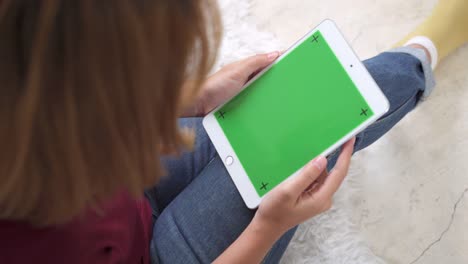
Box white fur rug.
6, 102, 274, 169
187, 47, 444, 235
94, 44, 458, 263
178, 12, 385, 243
217, 0, 385, 263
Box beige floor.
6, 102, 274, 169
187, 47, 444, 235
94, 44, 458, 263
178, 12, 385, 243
250, 0, 468, 263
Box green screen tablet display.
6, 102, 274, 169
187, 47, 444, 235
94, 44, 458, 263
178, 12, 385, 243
216, 30, 374, 197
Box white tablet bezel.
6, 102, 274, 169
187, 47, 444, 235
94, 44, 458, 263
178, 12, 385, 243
203, 19, 390, 209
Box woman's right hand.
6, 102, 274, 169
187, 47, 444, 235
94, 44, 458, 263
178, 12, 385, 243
254, 137, 355, 234
214, 139, 355, 264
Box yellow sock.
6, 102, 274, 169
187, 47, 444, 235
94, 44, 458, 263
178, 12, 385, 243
395, 0, 468, 61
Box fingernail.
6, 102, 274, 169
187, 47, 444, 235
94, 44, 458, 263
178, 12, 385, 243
312, 156, 326, 171
267, 51, 279, 60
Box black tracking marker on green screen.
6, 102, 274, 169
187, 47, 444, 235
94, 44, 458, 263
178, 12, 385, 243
216, 31, 374, 197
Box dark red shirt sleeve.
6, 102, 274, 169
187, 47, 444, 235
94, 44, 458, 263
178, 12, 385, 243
0, 192, 153, 264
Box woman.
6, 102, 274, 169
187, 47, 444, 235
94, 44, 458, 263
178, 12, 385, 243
0, 0, 466, 263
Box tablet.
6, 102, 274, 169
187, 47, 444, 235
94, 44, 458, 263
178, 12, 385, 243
203, 20, 389, 209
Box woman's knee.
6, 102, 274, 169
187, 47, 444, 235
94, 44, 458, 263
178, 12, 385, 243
363, 52, 425, 113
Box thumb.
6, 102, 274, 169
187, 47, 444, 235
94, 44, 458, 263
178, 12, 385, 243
242, 51, 280, 75
284, 156, 328, 193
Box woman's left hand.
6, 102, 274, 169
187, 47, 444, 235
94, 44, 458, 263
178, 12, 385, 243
192, 51, 280, 116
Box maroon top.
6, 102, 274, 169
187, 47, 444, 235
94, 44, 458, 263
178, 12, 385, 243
0, 192, 153, 264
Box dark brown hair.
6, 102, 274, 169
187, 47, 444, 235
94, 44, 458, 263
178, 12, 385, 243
0, 0, 221, 225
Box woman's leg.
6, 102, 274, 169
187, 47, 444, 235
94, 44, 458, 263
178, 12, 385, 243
395, 0, 468, 61
145, 118, 218, 219
149, 49, 433, 264
327, 48, 434, 169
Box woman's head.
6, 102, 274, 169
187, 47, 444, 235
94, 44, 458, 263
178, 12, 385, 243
0, 0, 221, 225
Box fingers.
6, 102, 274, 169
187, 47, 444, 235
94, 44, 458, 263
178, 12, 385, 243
242, 51, 280, 75
316, 137, 355, 198
285, 156, 327, 193
305, 169, 328, 193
